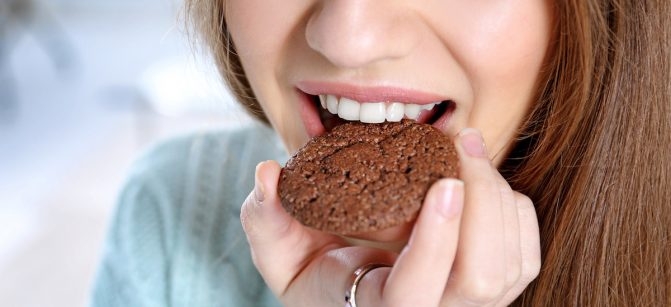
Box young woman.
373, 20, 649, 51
92, 0, 670, 306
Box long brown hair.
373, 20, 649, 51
506, 0, 671, 305
185, 0, 670, 305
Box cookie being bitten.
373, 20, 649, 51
278, 119, 459, 235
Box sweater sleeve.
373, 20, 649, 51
90, 135, 193, 307
90, 125, 287, 307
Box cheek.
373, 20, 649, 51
227, 1, 296, 60
227, 1, 311, 150
452, 1, 552, 89
466, 5, 550, 129
435, 0, 551, 153
226, 0, 312, 94
227, 1, 288, 111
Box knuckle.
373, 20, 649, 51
505, 258, 522, 288
458, 274, 506, 304
514, 193, 534, 208
471, 178, 501, 198
514, 192, 542, 283
516, 250, 541, 290
248, 247, 264, 271
522, 256, 542, 284
239, 195, 257, 235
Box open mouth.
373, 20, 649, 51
302, 92, 456, 134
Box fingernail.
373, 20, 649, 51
254, 162, 266, 205
459, 128, 487, 158
433, 179, 464, 219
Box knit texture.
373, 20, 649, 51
90, 122, 288, 307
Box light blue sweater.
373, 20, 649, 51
91, 123, 288, 306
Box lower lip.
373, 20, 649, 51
430, 102, 456, 132
297, 90, 455, 138
297, 90, 326, 137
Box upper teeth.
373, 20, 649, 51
318, 94, 438, 123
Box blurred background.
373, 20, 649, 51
0, 0, 251, 305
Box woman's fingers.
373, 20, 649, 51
513, 193, 541, 286
285, 246, 397, 306
282, 178, 465, 307
240, 160, 343, 296
378, 178, 465, 306
492, 170, 522, 294
442, 128, 508, 305
495, 192, 541, 306
244, 134, 540, 307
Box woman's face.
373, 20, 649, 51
226, 1, 553, 164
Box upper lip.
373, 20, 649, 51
297, 81, 449, 104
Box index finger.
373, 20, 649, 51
375, 178, 465, 306
443, 128, 507, 303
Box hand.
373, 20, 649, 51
240, 128, 541, 306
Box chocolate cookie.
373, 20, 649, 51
278, 119, 459, 234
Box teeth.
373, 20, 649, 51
360, 102, 386, 123
326, 95, 339, 114
319, 95, 326, 109
404, 104, 421, 119
386, 102, 404, 122
318, 94, 439, 123
338, 97, 360, 120
422, 103, 435, 111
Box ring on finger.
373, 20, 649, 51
345, 263, 392, 307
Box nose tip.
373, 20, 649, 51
305, 1, 419, 69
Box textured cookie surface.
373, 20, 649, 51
279, 120, 458, 234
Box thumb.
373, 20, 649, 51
241, 160, 293, 246
241, 160, 341, 296
241, 160, 296, 292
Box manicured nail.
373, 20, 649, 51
459, 128, 487, 158
254, 162, 266, 205
434, 179, 464, 219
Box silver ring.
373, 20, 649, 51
345, 263, 392, 307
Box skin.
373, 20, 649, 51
230, 0, 552, 305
